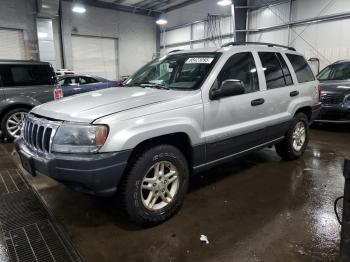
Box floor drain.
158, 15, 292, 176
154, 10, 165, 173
0, 169, 82, 262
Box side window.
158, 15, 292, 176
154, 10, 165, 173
259, 52, 287, 89
0, 65, 55, 87
11, 67, 35, 85
217, 52, 259, 94
286, 54, 315, 83
79, 76, 98, 84
64, 77, 78, 86
276, 53, 293, 86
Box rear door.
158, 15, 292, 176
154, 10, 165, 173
285, 53, 318, 106
203, 52, 269, 162
0, 64, 56, 104
257, 52, 295, 140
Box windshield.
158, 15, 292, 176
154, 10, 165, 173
124, 52, 220, 90
317, 62, 350, 81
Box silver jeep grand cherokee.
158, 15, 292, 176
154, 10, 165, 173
16, 42, 321, 225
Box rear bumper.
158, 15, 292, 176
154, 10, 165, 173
314, 103, 350, 123
15, 138, 131, 196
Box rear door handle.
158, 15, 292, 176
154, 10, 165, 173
290, 91, 299, 97
251, 98, 265, 106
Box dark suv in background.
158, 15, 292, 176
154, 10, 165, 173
316, 60, 350, 123
0, 60, 57, 140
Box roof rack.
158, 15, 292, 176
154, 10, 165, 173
221, 42, 296, 51
168, 49, 183, 53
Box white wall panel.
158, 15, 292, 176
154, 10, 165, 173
193, 42, 205, 49
221, 16, 233, 35
248, 2, 291, 29
193, 22, 205, 40
291, 19, 350, 70
165, 26, 191, 45
248, 28, 289, 46
292, 0, 350, 22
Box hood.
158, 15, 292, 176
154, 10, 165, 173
319, 80, 350, 95
32, 87, 187, 122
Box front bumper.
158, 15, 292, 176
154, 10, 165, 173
15, 138, 131, 196
315, 104, 350, 123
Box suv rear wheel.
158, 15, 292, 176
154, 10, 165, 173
275, 113, 309, 160
119, 145, 189, 226
1, 108, 29, 141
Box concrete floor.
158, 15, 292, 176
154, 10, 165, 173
1, 124, 350, 262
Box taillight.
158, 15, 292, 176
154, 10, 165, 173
317, 84, 322, 102
54, 88, 63, 100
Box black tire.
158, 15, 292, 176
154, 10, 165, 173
1, 108, 29, 141
119, 144, 189, 226
275, 113, 309, 161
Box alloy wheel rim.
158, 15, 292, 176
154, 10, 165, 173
292, 121, 306, 152
141, 161, 179, 211
6, 112, 26, 138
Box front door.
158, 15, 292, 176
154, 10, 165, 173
203, 52, 268, 162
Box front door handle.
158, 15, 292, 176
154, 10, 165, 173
290, 90, 299, 97
251, 98, 265, 106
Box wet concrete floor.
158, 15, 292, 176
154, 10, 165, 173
1, 124, 350, 262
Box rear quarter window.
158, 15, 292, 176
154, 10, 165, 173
286, 54, 315, 83
0, 64, 56, 87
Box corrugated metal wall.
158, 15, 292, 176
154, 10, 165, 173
160, 16, 235, 55
247, 0, 350, 71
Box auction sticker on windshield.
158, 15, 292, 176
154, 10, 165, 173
186, 57, 214, 64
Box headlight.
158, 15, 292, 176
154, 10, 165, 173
52, 124, 108, 153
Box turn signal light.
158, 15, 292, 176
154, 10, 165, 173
54, 88, 63, 100
96, 126, 108, 146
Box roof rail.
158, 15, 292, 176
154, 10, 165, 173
221, 42, 296, 51
168, 49, 183, 53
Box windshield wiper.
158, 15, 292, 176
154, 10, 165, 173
138, 82, 170, 90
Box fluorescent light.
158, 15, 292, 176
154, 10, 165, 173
38, 32, 48, 39
42, 4, 49, 8
156, 18, 167, 25
217, 0, 232, 6
72, 5, 86, 13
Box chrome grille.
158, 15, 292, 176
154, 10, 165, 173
320, 93, 345, 105
22, 114, 61, 154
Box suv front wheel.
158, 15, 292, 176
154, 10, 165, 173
275, 113, 309, 160
119, 145, 189, 226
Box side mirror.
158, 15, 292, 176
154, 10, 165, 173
210, 79, 245, 100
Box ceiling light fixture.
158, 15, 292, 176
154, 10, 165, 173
217, 0, 232, 6
156, 13, 168, 25
72, 5, 86, 13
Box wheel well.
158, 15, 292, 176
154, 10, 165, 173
127, 133, 193, 167
0, 104, 33, 123
295, 106, 312, 121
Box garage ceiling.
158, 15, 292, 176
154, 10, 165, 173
95, 0, 201, 14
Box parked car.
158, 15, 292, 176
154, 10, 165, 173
16, 43, 321, 226
55, 69, 75, 76
0, 60, 59, 140
315, 60, 350, 123
58, 74, 117, 97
